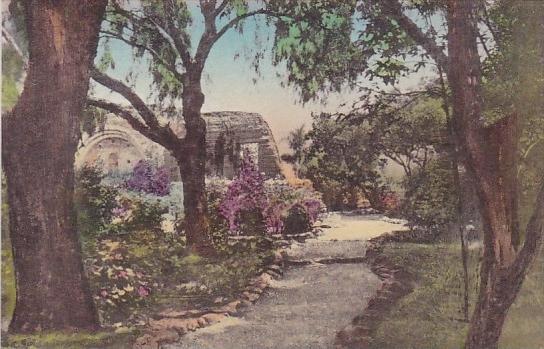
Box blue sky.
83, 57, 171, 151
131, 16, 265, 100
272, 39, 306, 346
92, 1, 438, 153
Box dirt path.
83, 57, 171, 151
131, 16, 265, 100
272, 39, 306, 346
165, 213, 407, 349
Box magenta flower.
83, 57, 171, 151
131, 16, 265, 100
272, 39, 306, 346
138, 285, 150, 297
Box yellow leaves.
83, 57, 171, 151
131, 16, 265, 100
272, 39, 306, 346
102, 240, 121, 251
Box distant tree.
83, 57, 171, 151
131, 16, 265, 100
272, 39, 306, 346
302, 113, 388, 211
283, 125, 307, 177
2, 0, 106, 332
380, 97, 447, 179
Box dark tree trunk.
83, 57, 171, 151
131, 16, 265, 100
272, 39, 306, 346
1, 0, 107, 332
446, 1, 544, 348
178, 70, 214, 255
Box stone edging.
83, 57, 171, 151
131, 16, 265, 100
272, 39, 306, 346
335, 231, 417, 349
132, 248, 284, 349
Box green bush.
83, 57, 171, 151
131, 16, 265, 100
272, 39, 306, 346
110, 194, 167, 234
400, 158, 456, 236
126, 198, 167, 232
75, 165, 118, 236
282, 204, 311, 235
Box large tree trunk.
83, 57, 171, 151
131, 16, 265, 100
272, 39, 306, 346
178, 70, 214, 255
446, 1, 544, 348
1, 0, 106, 332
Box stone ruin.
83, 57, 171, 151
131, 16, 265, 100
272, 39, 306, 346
75, 111, 282, 179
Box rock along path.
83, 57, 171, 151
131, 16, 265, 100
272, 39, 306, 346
165, 213, 408, 349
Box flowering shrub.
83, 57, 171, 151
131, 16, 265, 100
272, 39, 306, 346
110, 194, 167, 232
124, 160, 171, 196
87, 239, 151, 324
219, 152, 267, 234
264, 180, 325, 235
216, 152, 325, 235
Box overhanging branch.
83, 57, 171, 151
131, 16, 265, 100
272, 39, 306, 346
90, 67, 180, 147
87, 98, 168, 147
381, 0, 449, 69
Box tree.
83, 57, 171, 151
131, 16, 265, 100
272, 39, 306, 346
87, 0, 309, 254
302, 113, 388, 211
1, 0, 107, 332
274, 1, 544, 347
447, 2, 543, 347
283, 125, 307, 177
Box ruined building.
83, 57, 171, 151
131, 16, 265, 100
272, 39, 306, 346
75, 111, 282, 179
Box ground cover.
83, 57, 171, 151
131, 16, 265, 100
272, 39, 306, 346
368, 242, 544, 349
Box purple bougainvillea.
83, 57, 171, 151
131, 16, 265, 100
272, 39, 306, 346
124, 160, 171, 196
219, 151, 267, 232
217, 151, 325, 235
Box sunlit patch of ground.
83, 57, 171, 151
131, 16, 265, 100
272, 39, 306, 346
317, 213, 408, 241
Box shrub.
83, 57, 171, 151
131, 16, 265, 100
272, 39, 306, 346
75, 164, 119, 236
111, 194, 167, 233
86, 239, 151, 324
124, 160, 171, 196
283, 204, 312, 235
400, 158, 456, 235
219, 151, 267, 234
215, 157, 325, 236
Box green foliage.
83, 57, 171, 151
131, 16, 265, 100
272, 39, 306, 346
270, 0, 364, 102
301, 113, 388, 211
87, 239, 152, 324
80, 106, 108, 136
284, 125, 307, 175
75, 165, 119, 236
2, 330, 136, 349
400, 157, 456, 234
378, 96, 447, 176
102, 0, 191, 109
123, 197, 167, 232
271, 0, 443, 101
1, 45, 23, 110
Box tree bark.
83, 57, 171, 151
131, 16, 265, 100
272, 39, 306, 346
446, 1, 544, 348
177, 69, 214, 255
1, 0, 106, 332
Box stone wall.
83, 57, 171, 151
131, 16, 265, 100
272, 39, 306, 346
75, 111, 282, 179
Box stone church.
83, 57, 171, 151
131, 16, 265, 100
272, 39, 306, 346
75, 111, 282, 179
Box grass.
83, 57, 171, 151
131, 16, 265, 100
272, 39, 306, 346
2, 329, 137, 349
369, 242, 544, 349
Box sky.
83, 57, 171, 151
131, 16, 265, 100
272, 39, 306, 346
92, 1, 438, 154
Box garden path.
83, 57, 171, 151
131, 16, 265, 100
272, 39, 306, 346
165, 213, 408, 349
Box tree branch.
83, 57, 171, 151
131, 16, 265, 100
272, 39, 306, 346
381, 0, 449, 69
195, 7, 272, 67
87, 98, 169, 148
100, 31, 184, 81
163, 0, 192, 66
213, 0, 230, 18
90, 67, 180, 147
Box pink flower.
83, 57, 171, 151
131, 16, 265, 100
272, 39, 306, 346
100, 289, 108, 297
118, 270, 128, 279
138, 285, 150, 297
